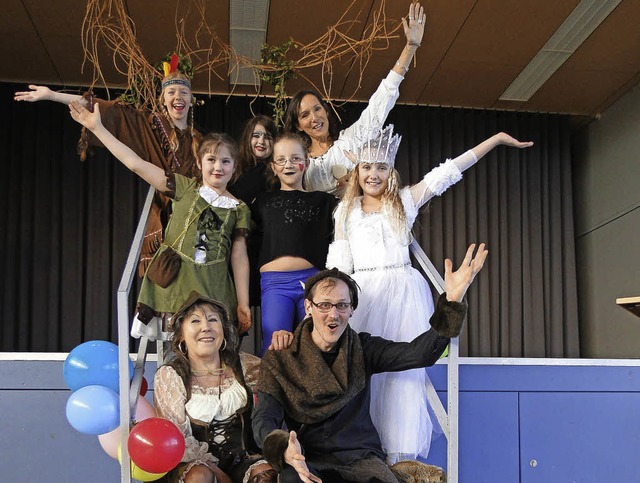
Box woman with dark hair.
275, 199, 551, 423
154, 291, 275, 483
229, 115, 278, 204
229, 115, 279, 311
283, 1, 426, 195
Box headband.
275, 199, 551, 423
161, 78, 191, 91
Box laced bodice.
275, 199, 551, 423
154, 365, 248, 464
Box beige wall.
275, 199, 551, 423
574, 83, 640, 358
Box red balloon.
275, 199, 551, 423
140, 377, 148, 397
128, 418, 185, 473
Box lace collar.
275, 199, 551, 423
199, 185, 239, 208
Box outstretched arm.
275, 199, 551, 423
68, 100, 168, 192
314, 2, 428, 195
410, 132, 534, 207
465, 132, 534, 171
14, 85, 87, 107
392, 2, 426, 76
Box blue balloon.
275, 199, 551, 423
66, 385, 120, 435
63, 340, 134, 393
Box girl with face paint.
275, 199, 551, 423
250, 133, 338, 355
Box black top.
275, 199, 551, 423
228, 162, 272, 305
228, 162, 271, 205
251, 190, 338, 270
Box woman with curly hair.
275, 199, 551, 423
154, 292, 275, 483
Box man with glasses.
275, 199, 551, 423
252, 244, 488, 483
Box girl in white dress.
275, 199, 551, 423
327, 125, 533, 463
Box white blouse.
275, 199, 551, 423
153, 365, 247, 465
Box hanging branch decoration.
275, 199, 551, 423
81, 0, 233, 112
80, 0, 402, 117
258, 40, 296, 127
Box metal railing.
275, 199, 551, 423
410, 240, 460, 482
116, 186, 156, 483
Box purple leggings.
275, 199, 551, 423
259, 267, 319, 355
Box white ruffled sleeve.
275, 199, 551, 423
326, 240, 354, 274
410, 150, 476, 209
153, 365, 217, 465
399, 187, 419, 227
337, 70, 403, 148
325, 202, 354, 273
239, 351, 262, 391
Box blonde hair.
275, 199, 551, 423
159, 72, 200, 162
338, 166, 410, 244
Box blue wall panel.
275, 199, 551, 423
0, 390, 121, 482
4, 358, 640, 482
427, 391, 521, 483
0, 359, 158, 483
520, 392, 640, 483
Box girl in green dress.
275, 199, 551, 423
69, 100, 251, 336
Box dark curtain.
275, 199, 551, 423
383, 107, 579, 357
0, 82, 579, 357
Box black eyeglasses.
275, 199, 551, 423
273, 155, 305, 166
310, 300, 352, 313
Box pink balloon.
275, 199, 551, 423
98, 397, 157, 459
134, 396, 156, 422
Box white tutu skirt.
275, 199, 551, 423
351, 265, 436, 461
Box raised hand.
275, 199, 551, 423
342, 149, 358, 165
14, 85, 53, 102
402, 2, 427, 46
69, 100, 102, 132
284, 431, 322, 483
444, 243, 488, 302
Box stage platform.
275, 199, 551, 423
2, 355, 639, 482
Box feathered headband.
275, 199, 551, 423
161, 53, 191, 90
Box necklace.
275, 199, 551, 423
361, 200, 382, 214
309, 139, 333, 159
192, 363, 226, 377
